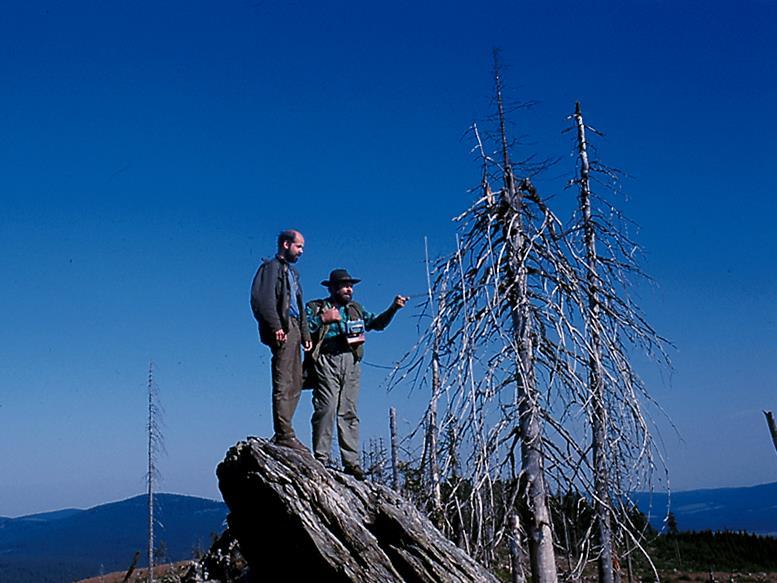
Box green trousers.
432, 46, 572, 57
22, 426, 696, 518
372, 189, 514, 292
311, 351, 361, 468
270, 317, 303, 440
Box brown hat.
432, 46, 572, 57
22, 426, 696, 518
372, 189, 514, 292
321, 268, 361, 287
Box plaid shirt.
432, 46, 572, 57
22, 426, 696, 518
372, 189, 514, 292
305, 300, 379, 341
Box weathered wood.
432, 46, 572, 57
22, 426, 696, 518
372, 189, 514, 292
764, 410, 777, 455
146, 363, 160, 583
574, 101, 615, 583
509, 514, 526, 583
494, 53, 558, 583
122, 551, 140, 583
424, 236, 443, 518
390, 407, 400, 491
216, 438, 499, 583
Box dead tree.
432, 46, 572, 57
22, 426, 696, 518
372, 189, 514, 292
423, 236, 444, 520
390, 67, 669, 583
390, 407, 400, 491
561, 102, 671, 580
364, 437, 388, 485
496, 71, 558, 581
572, 101, 615, 583
122, 551, 140, 583
146, 362, 164, 583
764, 410, 777, 456
390, 58, 561, 580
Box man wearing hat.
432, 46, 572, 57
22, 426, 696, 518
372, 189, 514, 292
305, 268, 407, 479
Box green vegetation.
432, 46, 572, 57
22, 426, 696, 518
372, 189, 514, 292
645, 531, 777, 572
373, 458, 777, 578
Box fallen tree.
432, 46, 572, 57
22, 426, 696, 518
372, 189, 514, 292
213, 438, 499, 583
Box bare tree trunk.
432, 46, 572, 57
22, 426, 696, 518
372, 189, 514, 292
392, 59, 668, 577
147, 363, 156, 583
623, 532, 634, 583
509, 514, 527, 583
574, 101, 614, 583
561, 513, 573, 574
426, 347, 443, 516
122, 551, 140, 583
495, 56, 558, 583
425, 237, 443, 518
390, 407, 400, 491
511, 260, 557, 581
764, 410, 777, 455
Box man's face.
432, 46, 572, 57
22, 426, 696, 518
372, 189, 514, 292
331, 282, 353, 305
281, 233, 305, 263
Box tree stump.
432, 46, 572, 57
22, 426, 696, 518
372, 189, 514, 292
216, 438, 498, 582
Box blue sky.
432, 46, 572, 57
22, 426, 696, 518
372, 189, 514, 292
1, 0, 775, 517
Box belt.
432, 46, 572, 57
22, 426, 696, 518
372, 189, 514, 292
319, 337, 351, 355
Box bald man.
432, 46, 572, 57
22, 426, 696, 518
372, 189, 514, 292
250, 229, 312, 451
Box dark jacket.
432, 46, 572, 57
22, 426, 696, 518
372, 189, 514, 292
250, 256, 311, 347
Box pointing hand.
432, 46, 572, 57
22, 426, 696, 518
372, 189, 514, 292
393, 295, 408, 309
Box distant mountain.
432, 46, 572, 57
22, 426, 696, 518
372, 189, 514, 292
0, 493, 227, 583
632, 481, 777, 536
1, 484, 775, 582
11, 508, 82, 523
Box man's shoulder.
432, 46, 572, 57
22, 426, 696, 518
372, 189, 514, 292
306, 297, 329, 309
257, 256, 284, 273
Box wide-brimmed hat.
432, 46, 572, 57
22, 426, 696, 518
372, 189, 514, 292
321, 268, 361, 287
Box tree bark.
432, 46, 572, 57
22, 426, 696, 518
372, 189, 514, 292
574, 101, 614, 583
764, 410, 777, 455
217, 438, 500, 582
146, 363, 156, 583
509, 514, 527, 583
495, 57, 558, 583
390, 407, 400, 491
425, 237, 443, 517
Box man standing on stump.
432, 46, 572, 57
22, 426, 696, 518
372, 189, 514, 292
306, 269, 406, 479
250, 230, 312, 452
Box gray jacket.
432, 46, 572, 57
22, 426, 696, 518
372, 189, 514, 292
250, 256, 311, 347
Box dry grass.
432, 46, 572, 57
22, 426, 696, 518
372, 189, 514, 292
76, 560, 193, 583
658, 572, 777, 583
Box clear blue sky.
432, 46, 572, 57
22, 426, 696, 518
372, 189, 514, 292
1, 0, 775, 517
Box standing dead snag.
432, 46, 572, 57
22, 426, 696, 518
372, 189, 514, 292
146, 362, 164, 583
496, 75, 557, 579
764, 410, 777, 456
389, 59, 561, 580
562, 102, 671, 580
390, 406, 400, 491
572, 101, 615, 583
423, 236, 444, 521
390, 68, 670, 583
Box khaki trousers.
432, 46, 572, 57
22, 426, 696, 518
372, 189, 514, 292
270, 318, 302, 439
311, 351, 361, 468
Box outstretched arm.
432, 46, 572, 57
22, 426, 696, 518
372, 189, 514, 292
366, 295, 407, 331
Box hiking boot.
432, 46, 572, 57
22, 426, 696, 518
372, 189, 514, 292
317, 458, 343, 472
343, 465, 366, 481
271, 434, 309, 454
